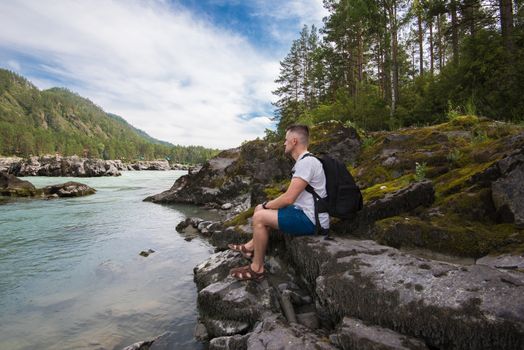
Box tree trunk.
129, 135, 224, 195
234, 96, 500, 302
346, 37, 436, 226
390, 1, 399, 117
437, 13, 443, 70
499, 0, 514, 52
356, 27, 363, 98
429, 17, 434, 74
418, 12, 424, 76
450, 0, 459, 64
412, 44, 416, 79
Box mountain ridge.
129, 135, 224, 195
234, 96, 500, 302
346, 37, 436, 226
0, 68, 218, 163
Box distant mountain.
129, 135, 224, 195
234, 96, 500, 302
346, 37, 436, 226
106, 113, 174, 147
0, 69, 218, 163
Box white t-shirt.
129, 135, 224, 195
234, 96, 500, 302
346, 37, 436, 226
292, 151, 329, 229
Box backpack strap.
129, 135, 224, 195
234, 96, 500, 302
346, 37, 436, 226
301, 153, 330, 237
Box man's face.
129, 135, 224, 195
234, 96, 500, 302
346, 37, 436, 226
284, 131, 297, 155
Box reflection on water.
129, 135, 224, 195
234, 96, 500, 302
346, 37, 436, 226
0, 171, 217, 350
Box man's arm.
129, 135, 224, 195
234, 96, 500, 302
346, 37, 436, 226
262, 177, 308, 210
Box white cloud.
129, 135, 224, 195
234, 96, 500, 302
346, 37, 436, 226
0, 0, 280, 149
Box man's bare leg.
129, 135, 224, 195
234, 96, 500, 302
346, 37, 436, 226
231, 205, 273, 251
250, 208, 279, 273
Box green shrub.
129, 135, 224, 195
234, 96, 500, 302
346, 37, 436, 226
447, 149, 463, 167
415, 162, 427, 181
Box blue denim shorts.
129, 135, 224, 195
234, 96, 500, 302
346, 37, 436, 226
278, 205, 316, 236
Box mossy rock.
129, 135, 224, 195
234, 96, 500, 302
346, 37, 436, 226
356, 164, 395, 188
0, 172, 38, 197
433, 161, 495, 197
449, 115, 480, 128
224, 207, 255, 227
264, 180, 290, 200
309, 120, 354, 145
0, 187, 38, 197
362, 174, 414, 202
375, 215, 523, 258
437, 188, 496, 222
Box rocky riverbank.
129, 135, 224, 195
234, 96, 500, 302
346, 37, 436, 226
183, 222, 524, 350
136, 117, 524, 349
0, 155, 195, 177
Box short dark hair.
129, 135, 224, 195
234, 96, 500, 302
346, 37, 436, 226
286, 124, 309, 145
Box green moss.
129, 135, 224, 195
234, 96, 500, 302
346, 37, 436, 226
433, 161, 495, 197
355, 164, 393, 188
450, 115, 480, 127
436, 188, 494, 222
375, 215, 523, 258
224, 207, 255, 227
361, 136, 377, 149
0, 187, 37, 197
362, 174, 414, 202
264, 179, 290, 200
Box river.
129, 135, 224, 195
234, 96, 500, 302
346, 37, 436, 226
0, 171, 218, 350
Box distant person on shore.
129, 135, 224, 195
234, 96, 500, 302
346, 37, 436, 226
228, 124, 329, 281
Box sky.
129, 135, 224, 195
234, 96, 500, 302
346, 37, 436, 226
0, 0, 328, 149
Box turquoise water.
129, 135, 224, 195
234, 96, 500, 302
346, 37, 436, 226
0, 171, 218, 350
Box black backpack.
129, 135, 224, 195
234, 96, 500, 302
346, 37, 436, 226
302, 153, 363, 234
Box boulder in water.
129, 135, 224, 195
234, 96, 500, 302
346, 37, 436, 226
42, 181, 96, 197
0, 172, 38, 197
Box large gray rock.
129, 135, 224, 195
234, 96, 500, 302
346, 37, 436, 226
210, 227, 252, 251
209, 334, 250, 350
477, 254, 524, 270
197, 278, 278, 327
492, 163, 524, 228
203, 318, 250, 338
193, 250, 245, 291
129, 160, 170, 171
331, 317, 429, 350
245, 315, 336, 350
309, 123, 361, 165
42, 181, 96, 197
144, 148, 249, 205
84, 158, 120, 176
286, 236, 524, 350
0, 172, 37, 197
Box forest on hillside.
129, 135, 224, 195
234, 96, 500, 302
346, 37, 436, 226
0, 69, 219, 164
272, 0, 524, 135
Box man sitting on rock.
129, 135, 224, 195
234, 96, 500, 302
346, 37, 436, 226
229, 124, 329, 281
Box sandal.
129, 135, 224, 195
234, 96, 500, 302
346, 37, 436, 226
228, 243, 254, 260
230, 264, 265, 281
